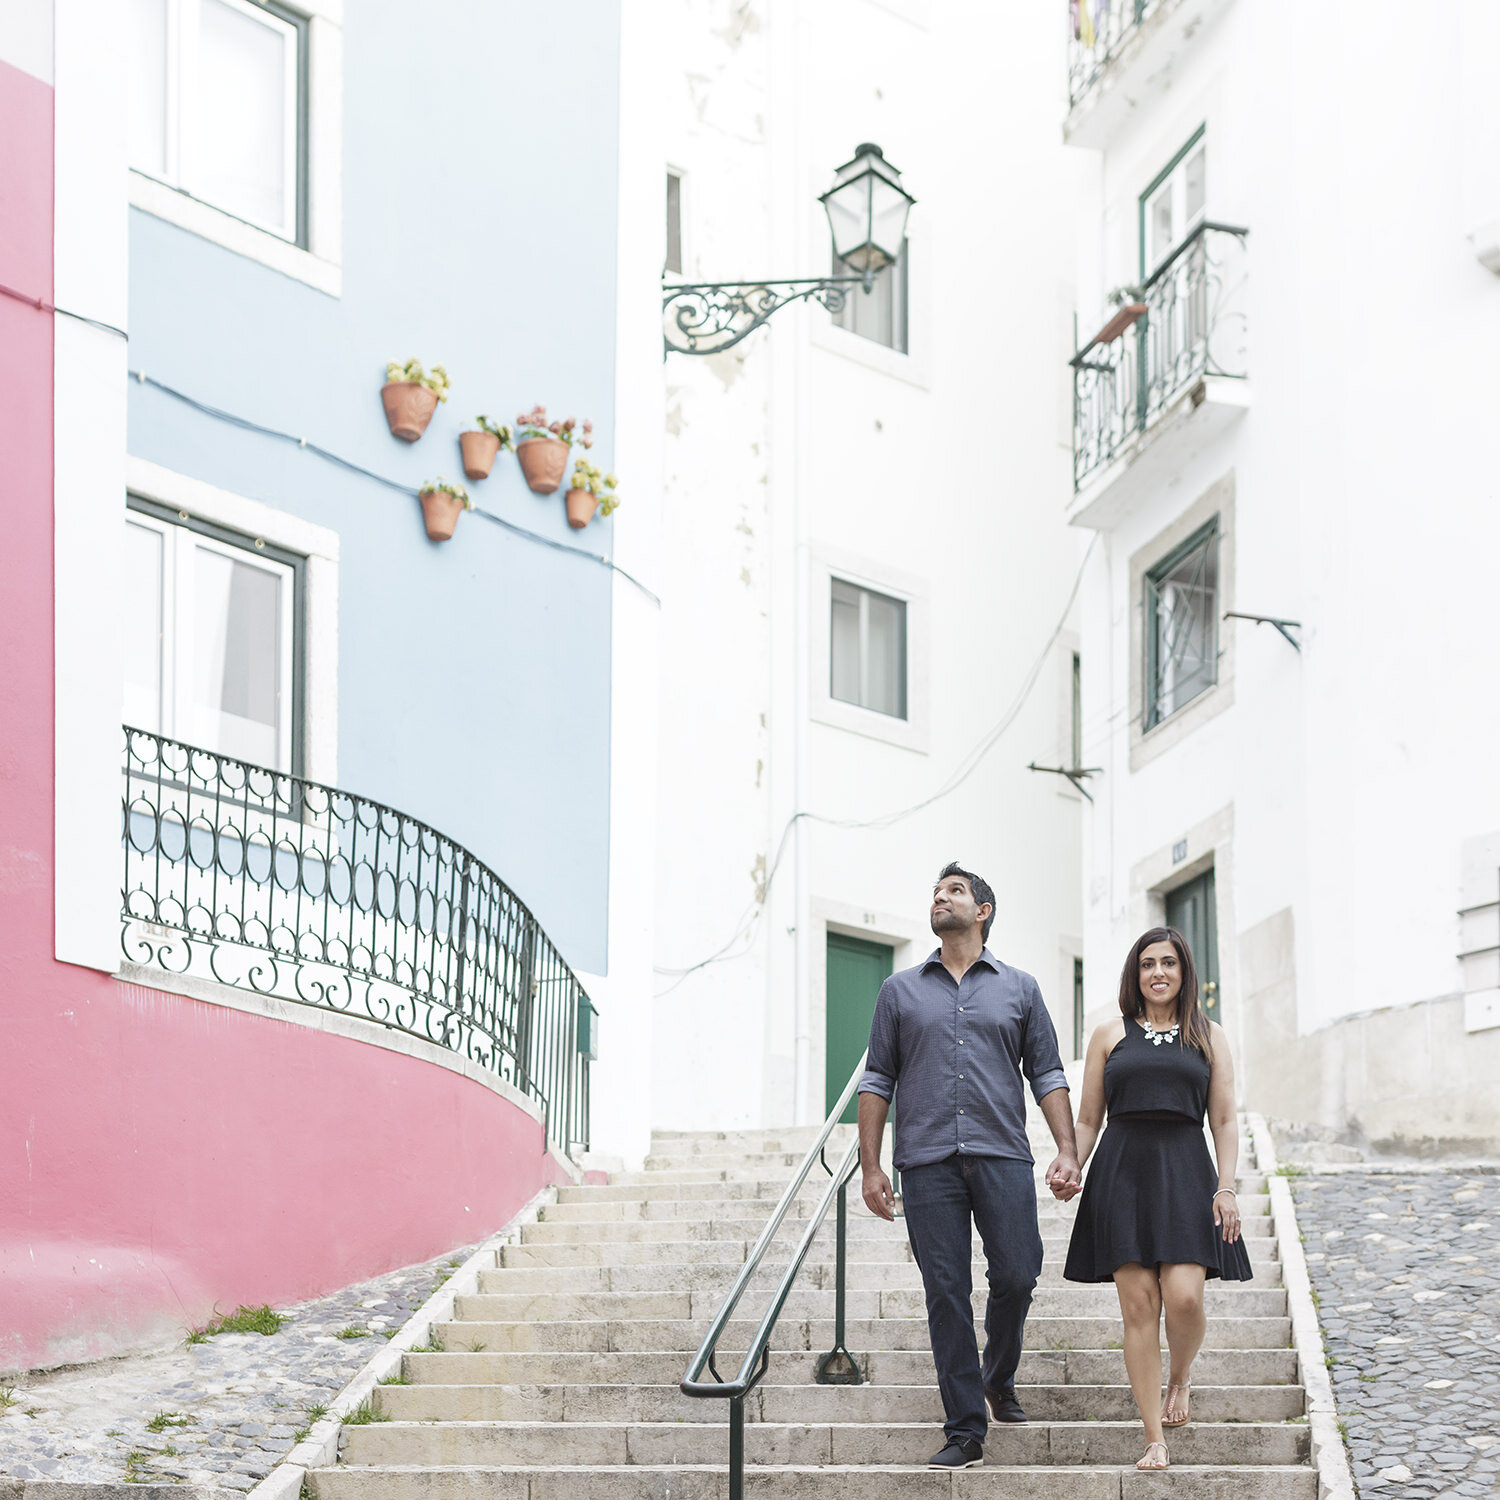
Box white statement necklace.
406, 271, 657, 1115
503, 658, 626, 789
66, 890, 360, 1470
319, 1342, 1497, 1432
1138, 1017, 1180, 1047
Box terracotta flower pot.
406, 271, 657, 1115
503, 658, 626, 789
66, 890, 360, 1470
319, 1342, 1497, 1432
382, 382, 440, 442
516, 436, 570, 494
460, 430, 501, 479
419, 489, 465, 542
565, 488, 598, 530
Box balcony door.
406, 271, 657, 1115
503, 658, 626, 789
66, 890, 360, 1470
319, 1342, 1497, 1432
1165, 868, 1220, 1024
125, 497, 300, 772
825, 932, 893, 1123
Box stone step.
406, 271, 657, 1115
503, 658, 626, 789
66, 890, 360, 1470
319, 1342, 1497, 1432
342, 1416, 1308, 1466
638, 1140, 1258, 1173
541, 1181, 1270, 1220
398, 1346, 1299, 1388
455, 1285, 1286, 1324
310, 1462, 1315, 1499
476, 1261, 1285, 1295
613, 1164, 1261, 1187
438, 1314, 1293, 1353
367, 1380, 1302, 1426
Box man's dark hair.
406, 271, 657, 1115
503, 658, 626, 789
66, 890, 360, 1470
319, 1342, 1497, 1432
936, 861, 996, 943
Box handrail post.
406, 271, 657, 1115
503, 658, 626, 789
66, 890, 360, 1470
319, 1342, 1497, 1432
728, 1394, 744, 1500
814, 1151, 864, 1386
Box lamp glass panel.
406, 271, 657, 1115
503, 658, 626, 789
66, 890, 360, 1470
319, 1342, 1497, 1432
195, 0, 292, 236
825, 174, 874, 267
1185, 146, 1207, 223
867, 175, 913, 268
129, 0, 168, 177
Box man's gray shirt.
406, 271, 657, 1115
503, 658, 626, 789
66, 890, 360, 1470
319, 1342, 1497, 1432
857, 948, 1068, 1171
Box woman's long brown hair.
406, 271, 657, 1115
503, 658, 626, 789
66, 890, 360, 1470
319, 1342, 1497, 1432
1116, 926, 1214, 1058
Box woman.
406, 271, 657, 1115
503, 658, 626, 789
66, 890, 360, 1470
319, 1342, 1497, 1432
1061, 927, 1251, 1472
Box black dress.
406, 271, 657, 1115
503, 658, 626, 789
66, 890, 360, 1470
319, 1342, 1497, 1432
1063, 1018, 1253, 1282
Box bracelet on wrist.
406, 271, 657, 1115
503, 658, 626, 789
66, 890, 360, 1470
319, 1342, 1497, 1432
1213, 1187, 1238, 1199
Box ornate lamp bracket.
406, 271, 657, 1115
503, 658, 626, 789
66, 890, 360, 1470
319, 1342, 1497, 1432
662, 273, 869, 357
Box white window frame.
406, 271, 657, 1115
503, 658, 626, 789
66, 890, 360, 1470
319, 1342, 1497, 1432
126, 503, 298, 773
124, 456, 340, 783
665, 164, 688, 279
1141, 128, 1207, 277
830, 576, 908, 721
829, 239, 909, 355
129, 0, 343, 296
809, 546, 929, 754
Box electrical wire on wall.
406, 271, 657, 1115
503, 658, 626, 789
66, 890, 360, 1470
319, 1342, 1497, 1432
0, 280, 659, 606
653, 532, 1101, 997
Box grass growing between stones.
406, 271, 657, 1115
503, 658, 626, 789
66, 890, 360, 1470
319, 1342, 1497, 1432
186, 1304, 287, 1342
342, 1399, 390, 1426
145, 1410, 192, 1433
409, 1331, 445, 1354
334, 1325, 371, 1340
377, 1371, 412, 1386
0, 1388, 16, 1412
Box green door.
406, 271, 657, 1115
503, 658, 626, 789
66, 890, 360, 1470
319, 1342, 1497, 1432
1165, 868, 1220, 1023
825, 932, 894, 1122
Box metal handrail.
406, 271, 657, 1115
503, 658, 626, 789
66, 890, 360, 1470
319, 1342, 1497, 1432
680, 1054, 873, 1498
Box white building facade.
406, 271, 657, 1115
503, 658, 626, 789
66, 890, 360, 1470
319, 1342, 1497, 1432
1065, 0, 1500, 1154
649, 0, 1090, 1132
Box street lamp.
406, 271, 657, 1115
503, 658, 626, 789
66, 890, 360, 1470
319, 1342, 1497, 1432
662, 143, 916, 357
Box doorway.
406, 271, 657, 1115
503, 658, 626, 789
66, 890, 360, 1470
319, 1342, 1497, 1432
1165, 868, 1220, 1023
825, 932, 894, 1122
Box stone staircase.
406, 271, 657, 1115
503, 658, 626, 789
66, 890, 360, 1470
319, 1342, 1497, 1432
309, 1111, 1314, 1497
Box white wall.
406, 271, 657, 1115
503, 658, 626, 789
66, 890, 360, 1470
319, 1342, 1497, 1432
1069, 0, 1500, 1147
653, 0, 1086, 1131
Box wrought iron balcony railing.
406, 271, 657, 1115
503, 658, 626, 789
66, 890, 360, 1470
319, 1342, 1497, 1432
121, 727, 595, 1153
1070, 221, 1248, 493
1068, 0, 1160, 109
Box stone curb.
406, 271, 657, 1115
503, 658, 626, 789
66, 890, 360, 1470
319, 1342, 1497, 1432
1271, 1160, 1500, 1176
242, 1185, 558, 1500
1247, 1112, 1357, 1500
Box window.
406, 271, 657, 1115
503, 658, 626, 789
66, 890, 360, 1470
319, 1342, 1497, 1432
1143, 518, 1219, 731
129, 0, 309, 245
1070, 651, 1083, 767
665, 169, 684, 275
1072, 956, 1085, 1061
831, 240, 909, 353
830, 578, 907, 719
1141, 129, 1206, 275
125, 497, 303, 772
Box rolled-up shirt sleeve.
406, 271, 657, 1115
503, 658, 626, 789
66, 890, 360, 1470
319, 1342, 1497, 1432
1022, 976, 1069, 1103
857, 978, 899, 1101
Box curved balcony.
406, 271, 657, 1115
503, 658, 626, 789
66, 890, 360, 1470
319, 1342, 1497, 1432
121, 727, 595, 1153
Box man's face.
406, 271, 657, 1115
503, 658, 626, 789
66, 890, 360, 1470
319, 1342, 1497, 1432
931, 875, 989, 939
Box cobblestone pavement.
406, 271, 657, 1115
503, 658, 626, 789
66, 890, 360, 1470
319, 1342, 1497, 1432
1293, 1171, 1500, 1498
0, 1242, 479, 1491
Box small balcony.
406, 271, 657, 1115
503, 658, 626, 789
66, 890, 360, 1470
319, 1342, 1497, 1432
1066, 0, 1231, 149
121, 727, 596, 1153
1069, 221, 1248, 526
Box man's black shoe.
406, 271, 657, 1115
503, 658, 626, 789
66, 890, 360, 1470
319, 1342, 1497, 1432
927, 1437, 984, 1470
985, 1386, 1029, 1423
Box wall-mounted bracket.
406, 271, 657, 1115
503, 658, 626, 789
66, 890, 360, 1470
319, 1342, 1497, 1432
1223, 610, 1302, 652
1027, 762, 1102, 803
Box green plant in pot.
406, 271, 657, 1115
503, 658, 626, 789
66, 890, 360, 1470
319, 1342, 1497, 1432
459, 415, 514, 480
564, 459, 619, 529
418, 476, 471, 542
515, 405, 592, 494
383, 359, 451, 442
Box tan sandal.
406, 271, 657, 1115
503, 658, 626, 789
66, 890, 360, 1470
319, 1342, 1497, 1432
1162, 1382, 1191, 1427
1136, 1441, 1170, 1470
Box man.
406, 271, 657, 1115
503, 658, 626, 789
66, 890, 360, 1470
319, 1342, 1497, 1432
858, 862, 1081, 1470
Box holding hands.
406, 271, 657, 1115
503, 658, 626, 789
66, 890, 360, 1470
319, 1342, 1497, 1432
1046, 1152, 1082, 1201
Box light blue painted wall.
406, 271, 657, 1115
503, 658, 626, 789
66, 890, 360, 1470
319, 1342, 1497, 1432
126, 0, 621, 972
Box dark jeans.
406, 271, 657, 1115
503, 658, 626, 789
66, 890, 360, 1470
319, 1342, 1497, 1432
901, 1153, 1043, 1445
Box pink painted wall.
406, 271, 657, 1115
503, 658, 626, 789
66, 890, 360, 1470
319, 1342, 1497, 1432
0, 57, 570, 1375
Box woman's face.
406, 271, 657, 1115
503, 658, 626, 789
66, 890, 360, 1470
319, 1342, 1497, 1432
1139, 940, 1183, 1006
